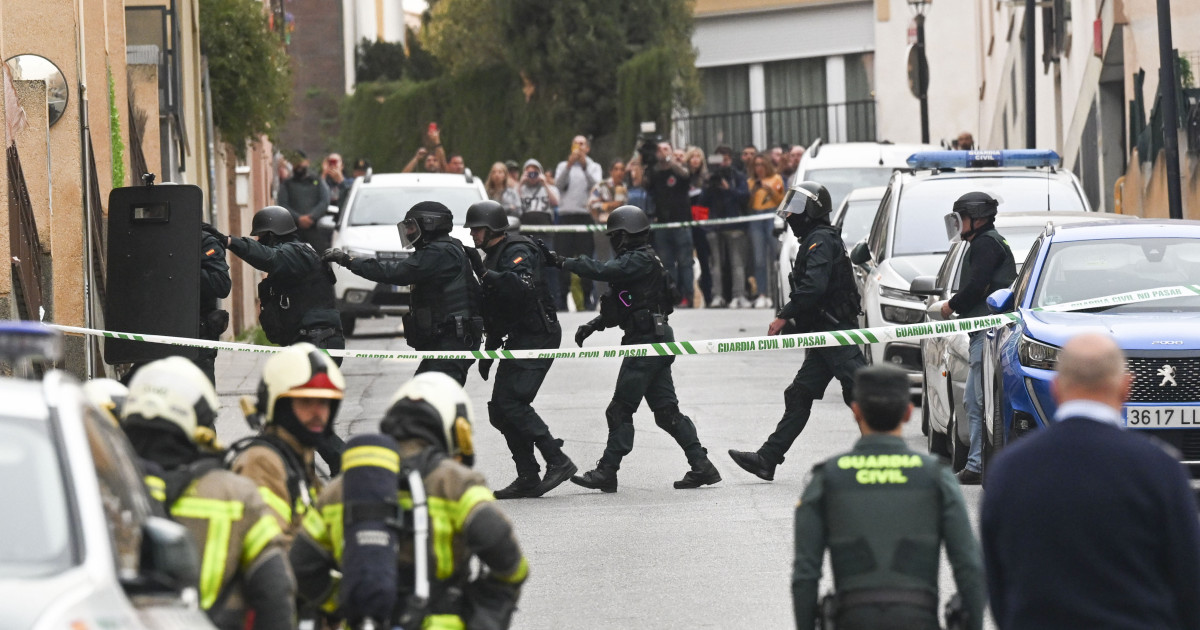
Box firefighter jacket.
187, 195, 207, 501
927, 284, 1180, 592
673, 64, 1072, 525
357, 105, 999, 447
229, 425, 323, 546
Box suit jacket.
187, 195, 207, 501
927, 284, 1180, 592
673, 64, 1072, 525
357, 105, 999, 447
981, 415, 1200, 630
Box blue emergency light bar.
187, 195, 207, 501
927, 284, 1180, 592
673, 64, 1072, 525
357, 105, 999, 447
0, 321, 62, 363
906, 149, 1061, 170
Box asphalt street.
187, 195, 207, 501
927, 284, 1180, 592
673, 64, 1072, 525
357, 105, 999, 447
214, 307, 991, 629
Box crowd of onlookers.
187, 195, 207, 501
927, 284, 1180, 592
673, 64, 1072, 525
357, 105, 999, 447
271, 124, 813, 312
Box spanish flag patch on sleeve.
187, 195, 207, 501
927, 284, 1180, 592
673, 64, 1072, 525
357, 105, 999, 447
206, 248, 217, 256
513, 257, 523, 264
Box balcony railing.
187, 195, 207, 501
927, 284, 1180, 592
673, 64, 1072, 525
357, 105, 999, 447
671, 100, 876, 153
7, 143, 45, 320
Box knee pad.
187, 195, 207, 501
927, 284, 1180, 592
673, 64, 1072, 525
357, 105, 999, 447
605, 400, 635, 431
652, 405, 682, 432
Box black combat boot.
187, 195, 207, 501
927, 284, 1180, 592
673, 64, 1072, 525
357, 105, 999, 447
493, 472, 542, 500
728, 449, 776, 481
534, 439, 578, 497
570, 461, 618, 493
674, 457, 722, 489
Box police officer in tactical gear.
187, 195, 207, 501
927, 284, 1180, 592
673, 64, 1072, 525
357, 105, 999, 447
938, 191, 1016, 485
793, 365, 984, 630
290, 372, 528, 629
464, 200, 577, 499
324, 201, 483, 385
121, 357, 295, 630
228, 343, 345, 545
729, 181, 867, 481
541, 205, 721, 492
197, 223, 231, 383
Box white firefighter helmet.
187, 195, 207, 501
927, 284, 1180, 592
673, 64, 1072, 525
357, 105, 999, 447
84, 378, 129, 427
257, 342, 346, 423
380, 372, 475, 465
122, 357, 220, 445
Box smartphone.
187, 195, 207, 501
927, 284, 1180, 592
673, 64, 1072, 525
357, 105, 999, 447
428, 122, 439, 134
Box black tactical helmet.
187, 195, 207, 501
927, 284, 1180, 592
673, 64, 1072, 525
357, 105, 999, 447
464, 200, 508, 231
399, 201, 454, 248
251, 205, 298, 236
605, 205, 651, 236
952, 191, 999, 219
777, 181, 832, 222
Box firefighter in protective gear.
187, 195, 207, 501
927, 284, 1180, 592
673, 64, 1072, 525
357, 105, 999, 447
290, 372, 528, 630
540, 205, 721, 492
228, 343, 345, 545
729, 181, 867, 482
120, 357, 295, 630
793, 365, 984, 630
324, 201, 483, 385
464, 200, 576, 499
938, 191, 1016, 485
83, 378, 129, 426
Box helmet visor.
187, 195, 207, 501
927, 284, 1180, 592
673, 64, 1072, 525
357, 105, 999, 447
944, 212, 964, 243
776, 187, 813, 220
398, 218, 422, 249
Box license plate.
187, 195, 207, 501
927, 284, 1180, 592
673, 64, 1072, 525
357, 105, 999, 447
1124, 406, 1200, 429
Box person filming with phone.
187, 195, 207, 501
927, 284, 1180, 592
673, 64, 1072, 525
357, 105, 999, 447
402, 122, 448, 173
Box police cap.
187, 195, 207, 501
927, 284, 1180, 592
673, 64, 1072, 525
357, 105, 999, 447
852, 365, 910, 407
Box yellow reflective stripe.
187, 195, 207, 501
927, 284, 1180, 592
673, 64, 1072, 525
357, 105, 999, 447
144, 475, 166, 503
301, 504, 330, 546
426, 498, 456, 579
171, 495, 244, 609
451, 485, 494, 529
494, 556, 528, 584
323, 503, 346, 563
423, 614, 465, 630
241, 514, 282, 570
342, 445, 400, 474
258, 486, 293, 524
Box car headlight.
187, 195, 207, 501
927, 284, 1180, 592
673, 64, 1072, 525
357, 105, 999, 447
1017, 335, 1059, 370
879, 285, 924, 303
881, 304, 925, 324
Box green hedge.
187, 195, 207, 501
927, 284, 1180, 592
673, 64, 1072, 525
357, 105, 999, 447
616, 46, 679, 152
338, 65, 577, 174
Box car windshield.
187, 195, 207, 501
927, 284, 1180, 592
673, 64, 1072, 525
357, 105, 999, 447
892, 176, 1085, 257
1032, 237, 1200, 311
804, 168, 896, 211
839, 198, 882, 248
348, 187, 482, 226
0, 415, 73, 578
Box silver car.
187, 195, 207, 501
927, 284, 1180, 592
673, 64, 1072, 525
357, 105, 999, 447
909, 212, 1124, 470
0, 326, 214, 630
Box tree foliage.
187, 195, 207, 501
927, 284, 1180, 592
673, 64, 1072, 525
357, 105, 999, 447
424, 0, 507, 74
356, 38, 407, 83
198, 0, 291, 154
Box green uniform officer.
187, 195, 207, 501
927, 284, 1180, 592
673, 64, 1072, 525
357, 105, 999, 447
324, 201, 483, 385
540, 205, 721, 492
792, 365, 985, 630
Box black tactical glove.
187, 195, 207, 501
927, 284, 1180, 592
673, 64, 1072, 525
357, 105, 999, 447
536, 239, 565, 269
478, 358, 494, 380
201, 222, 228, 246
575, 322, 598, 347
465, 245, 487, 279
322, 248, 352, 266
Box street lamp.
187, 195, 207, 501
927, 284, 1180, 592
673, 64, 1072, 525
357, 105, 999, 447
908, 0, 931, 144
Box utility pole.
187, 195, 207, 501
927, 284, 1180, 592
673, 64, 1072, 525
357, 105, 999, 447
1157, 0, 1183, 219
1025, 0, 1036, 148
916, 12, 929, 144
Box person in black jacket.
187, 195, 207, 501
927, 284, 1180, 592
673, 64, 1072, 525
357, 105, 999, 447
644, 140, 694, 308
464, 200, 576, 499
196, 226, 232, 384
729, 181, 867, 482
982, 332, 1200, 630
542, 205, 720, 492
323, 201, 483, 385
938, 192, 1016, 484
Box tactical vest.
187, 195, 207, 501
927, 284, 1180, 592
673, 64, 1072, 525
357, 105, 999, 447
482, 235, 556, 336
819, 448, 944, 597
600, 245, 678, 334
405, 237, 483, 349
258, 242, 338, 345
956, 227, 1017, 319
792, 225, 862, 326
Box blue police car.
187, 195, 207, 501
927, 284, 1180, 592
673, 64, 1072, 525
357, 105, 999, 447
982, 219, 1200, 471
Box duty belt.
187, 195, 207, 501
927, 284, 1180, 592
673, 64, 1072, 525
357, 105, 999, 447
838, 588, 938, 611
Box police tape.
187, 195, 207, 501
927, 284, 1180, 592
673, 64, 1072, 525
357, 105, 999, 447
48, 284, 1200, 362
518, 213, 775, 233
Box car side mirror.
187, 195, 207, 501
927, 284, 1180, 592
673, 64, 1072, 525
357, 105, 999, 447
987, 288, 1015, 314
326, 204, 340, 217
909, 276, 941, 296
317, 215, 337, 233
126, 516, 200, 595
850, 241, 871, 267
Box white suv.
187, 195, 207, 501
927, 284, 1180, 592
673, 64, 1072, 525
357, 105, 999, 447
849, 150, 1094, 394
775, 141, 937, 304
321, 172, 486, 335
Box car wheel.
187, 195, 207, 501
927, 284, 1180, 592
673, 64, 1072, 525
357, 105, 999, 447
340, 313, 357, 337
925, 387, 949, 457
984, 375, 1006, 475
